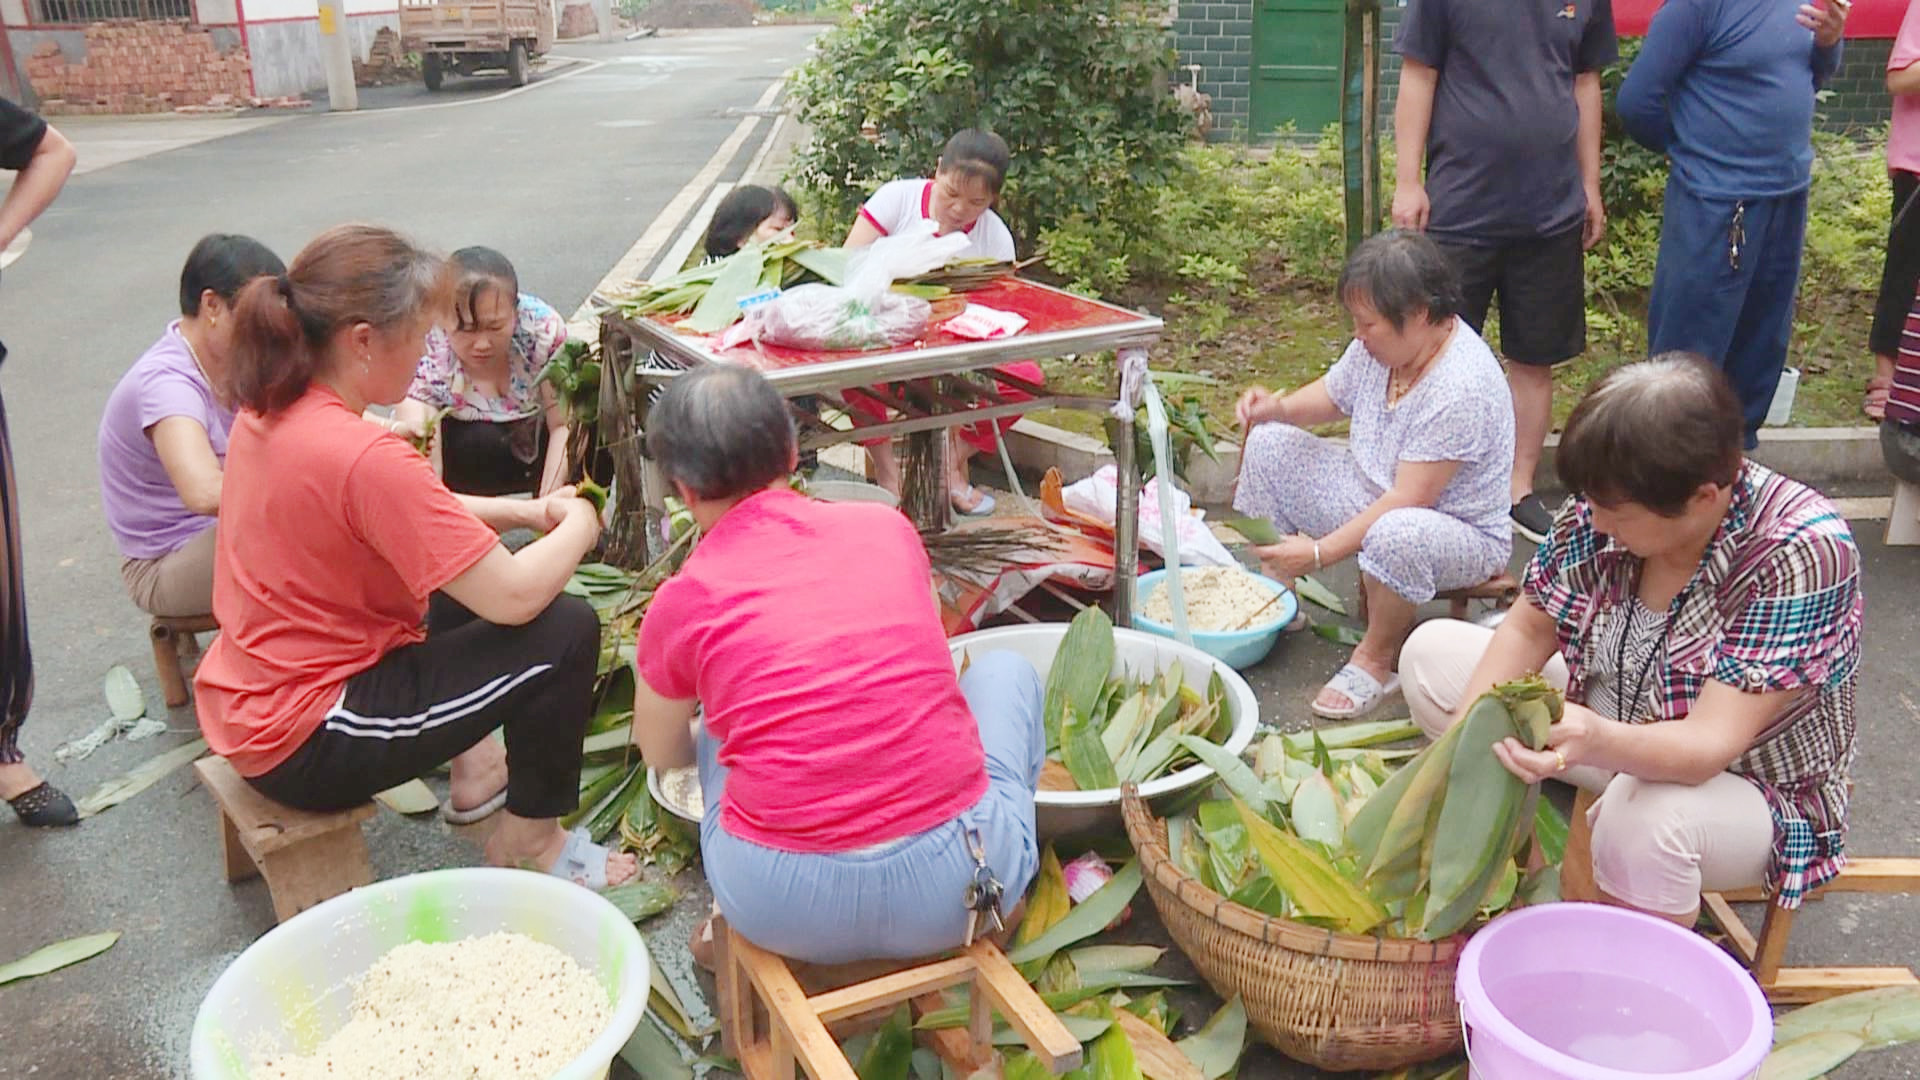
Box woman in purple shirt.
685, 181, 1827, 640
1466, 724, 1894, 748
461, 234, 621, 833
98, 235, 285, 618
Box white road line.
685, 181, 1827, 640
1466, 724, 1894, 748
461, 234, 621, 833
568, 77, 785, 327
740, 110, 786, 184
653, 182, 735, 280
317, 57, 604, 118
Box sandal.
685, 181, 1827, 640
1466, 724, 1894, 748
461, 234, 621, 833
547, 827, 622, 891
439, 783, 509, 825
952, 485, 996, 517
1312, 663, 1401, 720
7, 781, 79, 828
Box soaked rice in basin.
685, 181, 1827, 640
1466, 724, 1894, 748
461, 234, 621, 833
1142, 566, 1285, 632
252, 932, 608, 1080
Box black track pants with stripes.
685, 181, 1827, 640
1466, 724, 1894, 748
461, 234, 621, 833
248, 592, 598, 819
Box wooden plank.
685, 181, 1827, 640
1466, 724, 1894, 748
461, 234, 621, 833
1113, 1009, 1204, 1080
258, 826, 371, 923
1817, 857, 1920, 894
732, 932, 859, 1080
194, 757, 375, 857
1754, 902, 1797, 985
1701, 893, 1756, 966
968, 941, 1085, 1072
1765, 966, 1920, 1005
1714, 887, 1771, 904
913, 992, 996, 1075
806, 956, 977, 1024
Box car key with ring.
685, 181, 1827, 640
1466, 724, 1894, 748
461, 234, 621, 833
961, 827, 1005, 947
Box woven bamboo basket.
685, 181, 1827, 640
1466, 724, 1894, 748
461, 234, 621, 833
1120, 788, 1464, 1071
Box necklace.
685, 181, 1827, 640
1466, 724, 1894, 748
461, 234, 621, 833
180, 324, 217, 393
1611, 587, 1684, 724
1387, 322, 1450, 406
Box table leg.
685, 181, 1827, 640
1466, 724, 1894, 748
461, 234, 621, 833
1113, 411, 1139, 628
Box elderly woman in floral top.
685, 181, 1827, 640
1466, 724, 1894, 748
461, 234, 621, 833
1401, 354, 1860, 923
383, 246, 570, 496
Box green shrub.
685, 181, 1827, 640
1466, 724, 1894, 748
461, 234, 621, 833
787, 0, 1191, 255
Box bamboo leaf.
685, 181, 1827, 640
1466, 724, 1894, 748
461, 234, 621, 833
104, 665, 144, 722
1070, 945, 1165, 976
857, 1006, 914, 1080
1533, 797, 1569, 867
1290, 773, 1344, 849
76, 737, 207, 817
1173, 736, 1268, 816
1516, 865, 1561, 907
373, 779, 439, 815
1312, 623, 1366, 647
1236, 798, 1386, 934
1063, 704, 1120, 791
1772, 986, 1920, 1048
1044, 606, 1116, 752
1016, 846, 1072, 948
1008, 861, 1143, 966
1086, 1017, 1146, 1080
914, 977, 1189, 1031
619, 1014, 693, 1080
601, 880, 679, 924
1293, 574, 1346, 615
683, 247, 768, 333
1281, 719, 1418, 754
1220, 516, 1280, 545
649, 962, 716, 1041
1174, 996, 1247, 1080
0, 931, 120, 986
994, 1014, 1115, 1048
1759, 1031, 1865, 1080
583, 725, 634, 755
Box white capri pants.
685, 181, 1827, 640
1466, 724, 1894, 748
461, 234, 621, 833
1399, 619, 1775, 916
1232, 424, 1507, 604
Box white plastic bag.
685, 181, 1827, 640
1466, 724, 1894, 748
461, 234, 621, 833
1061, 465, 1237, 568
741, 220, 968, 351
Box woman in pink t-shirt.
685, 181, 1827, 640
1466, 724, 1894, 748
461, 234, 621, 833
632, 364, 1046, 966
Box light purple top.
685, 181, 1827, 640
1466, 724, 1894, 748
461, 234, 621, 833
1322, 318, 1515, 542
98, 322, 231, 560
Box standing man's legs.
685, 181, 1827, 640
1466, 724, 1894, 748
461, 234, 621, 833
1722, 190, 1809, 449
1647, 178, 1747, 407
1492, 224, 1587, 543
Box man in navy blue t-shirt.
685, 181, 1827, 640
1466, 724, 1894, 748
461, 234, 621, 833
1392, 0, 1618, 545
1620, 0, 1847, 448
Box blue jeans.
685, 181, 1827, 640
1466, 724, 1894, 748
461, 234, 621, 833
1647, 178, 1809, 450
697, 651, 1044, 964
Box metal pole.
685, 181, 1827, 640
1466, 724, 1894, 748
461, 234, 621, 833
595, 0, 614, 42
316, 0, 359, 112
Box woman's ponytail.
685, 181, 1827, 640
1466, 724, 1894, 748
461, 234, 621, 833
225, 272, 316, 414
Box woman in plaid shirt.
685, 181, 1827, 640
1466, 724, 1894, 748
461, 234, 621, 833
1400, 354, 1861, 920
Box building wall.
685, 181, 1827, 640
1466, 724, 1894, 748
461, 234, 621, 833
17, 20, 251, 113
246, 10, 394, 97
1180, 0, 1896, 143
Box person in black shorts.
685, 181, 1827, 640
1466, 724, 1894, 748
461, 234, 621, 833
1392, 0, 1617, 543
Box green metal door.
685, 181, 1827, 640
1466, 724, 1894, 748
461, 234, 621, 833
1251, 0, 1344, 139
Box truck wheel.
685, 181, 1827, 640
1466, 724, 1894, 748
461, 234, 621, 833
507, 41, 530, 87
422, 53, 444, 91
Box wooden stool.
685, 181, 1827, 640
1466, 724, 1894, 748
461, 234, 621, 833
152, 614, 217, 708
194, 756, 376, 923
1566, 787, 1920, 1003
716, 918, 1084, 1080
1357, 572, 1519, 623
1888, 480, 1920, 547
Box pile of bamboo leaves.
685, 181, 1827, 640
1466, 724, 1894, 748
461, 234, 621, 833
1762, 987, 1920, 1079
1166, 681, 1565, 941
607, 240, 954, 336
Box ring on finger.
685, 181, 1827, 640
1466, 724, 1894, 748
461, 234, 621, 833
1553, 749, 1568, 773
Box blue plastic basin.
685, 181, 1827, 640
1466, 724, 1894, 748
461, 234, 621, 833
1131, 567, 1296, 671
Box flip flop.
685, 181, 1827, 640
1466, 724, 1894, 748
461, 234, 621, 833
548, 827, 621, 891
953, 485, 996, 517
439, 784, 508, 825
1311, 663, 1401, 720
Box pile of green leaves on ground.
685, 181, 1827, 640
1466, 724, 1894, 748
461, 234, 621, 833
1763, 986, 1920, 1079
787, 0, 1191, 257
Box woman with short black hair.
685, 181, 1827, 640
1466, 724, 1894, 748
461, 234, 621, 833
1400, 354, 1861, 923
1233, 228, 1515, 718
632, 363, 1045, 967
702, 184, 798, 260
99, 234, 286, 619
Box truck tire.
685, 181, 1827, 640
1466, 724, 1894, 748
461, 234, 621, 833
508, 41, 530, 87
422, 53, 444, 91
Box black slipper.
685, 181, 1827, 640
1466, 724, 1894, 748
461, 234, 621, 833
8, 781, 79, 827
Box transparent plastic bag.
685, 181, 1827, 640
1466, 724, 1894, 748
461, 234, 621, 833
742, 220, 967, 351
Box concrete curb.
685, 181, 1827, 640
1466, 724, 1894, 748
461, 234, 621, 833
1004, 419, 1889, 503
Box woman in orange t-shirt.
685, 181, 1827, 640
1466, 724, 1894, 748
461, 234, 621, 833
194, 224, 636, 891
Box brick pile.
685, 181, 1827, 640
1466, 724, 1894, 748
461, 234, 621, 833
353, 25, 417, 87
557, 1, 598, 40
28, 20, 253, 115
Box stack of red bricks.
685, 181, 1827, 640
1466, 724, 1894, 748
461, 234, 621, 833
28, 20, 253, 115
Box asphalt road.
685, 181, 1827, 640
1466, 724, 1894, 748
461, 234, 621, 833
1, 21, 1918, 1078
0, 25, 815, 1079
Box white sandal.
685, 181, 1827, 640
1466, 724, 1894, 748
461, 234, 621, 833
1313, 663, 1401, 720
546, 827, 620, 891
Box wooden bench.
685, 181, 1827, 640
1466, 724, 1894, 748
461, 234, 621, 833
716, 918, 1084, 1080
1565, 789, 1920, 1004
1357, 572, 1519, 623
152, 613, 218, 708
194, 756, 376, 923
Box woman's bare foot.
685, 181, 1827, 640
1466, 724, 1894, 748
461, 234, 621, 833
690, 908, 718, 972
485, 814, 639, 887
447, 737, 508, 814
0, 761, 43, 801
868, 442, 902, 495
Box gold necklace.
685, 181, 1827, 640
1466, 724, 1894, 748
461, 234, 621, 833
1387, 324, 1449, 406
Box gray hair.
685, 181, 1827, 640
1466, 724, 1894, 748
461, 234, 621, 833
646, 364, 797, 501
1336, 229, 1462, 331
1556, 352, 1745, 516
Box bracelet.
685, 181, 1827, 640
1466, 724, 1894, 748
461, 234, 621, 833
1312, 540, 1323, 571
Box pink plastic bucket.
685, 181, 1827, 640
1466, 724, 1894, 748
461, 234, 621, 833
1456, 903, 1771, 1079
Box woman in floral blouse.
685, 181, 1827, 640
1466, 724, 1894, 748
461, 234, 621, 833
384, 246, 570, 496
1400, 354, 1860, 921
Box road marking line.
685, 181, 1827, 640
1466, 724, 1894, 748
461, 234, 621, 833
317, 57, 603, 118
653, 182, 735, 280
740, 109, 786, 184
569, 77, 785, 328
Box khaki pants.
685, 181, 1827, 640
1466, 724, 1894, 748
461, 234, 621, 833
1400, 619, 1774, 915
120, 526, 216, 619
